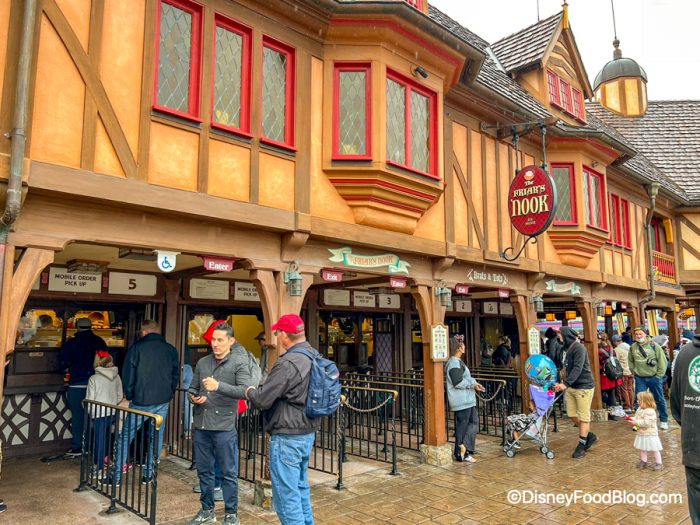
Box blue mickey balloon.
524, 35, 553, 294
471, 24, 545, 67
524, 354, 558, 390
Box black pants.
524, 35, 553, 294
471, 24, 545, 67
453, 406, 478, 456
687, 466, 700, 525
602, 388, 617, 408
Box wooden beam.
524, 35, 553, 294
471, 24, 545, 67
80, 0, 105, 171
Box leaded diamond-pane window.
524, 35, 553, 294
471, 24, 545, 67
584, 169, 606, 229
213, 25, 243, 129
338, 70, 367, 156
551, 165, 573, 223
410, 91, 430, 173
262, 45, 288, 143
157, 2, 193, 113
583, 172, 591, 225
386, 78, 406, 165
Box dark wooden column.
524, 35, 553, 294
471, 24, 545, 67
577, 299, 603, 410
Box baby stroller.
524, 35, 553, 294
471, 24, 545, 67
503, 384, 561, 459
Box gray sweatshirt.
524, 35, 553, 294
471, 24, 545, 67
86, 367, 124, 416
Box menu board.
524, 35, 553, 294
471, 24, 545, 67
482, 302, 499, 315
189, 278, 229, 300
430, 323, 449, 361
324, 289, 351, 307
528, 326, 541, 355
500, 303, 514, 316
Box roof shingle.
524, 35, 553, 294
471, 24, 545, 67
491, 12, 562, 73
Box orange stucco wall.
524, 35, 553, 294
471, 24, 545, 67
208, 139, 250, 202
259, 153, 295, 211
0, 0, 11, 130
148, 123, 198, 191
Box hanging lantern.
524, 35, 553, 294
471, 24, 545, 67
532, 295, 544, 313
545, 313, 556, 322
597, 302, 606, 317
434, 282, 452, 307
685, 308, 694, 317
284, 262, 303, 297
605, 304, 614, 316
565, 310, 577, 320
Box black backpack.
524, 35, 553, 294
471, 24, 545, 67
600, 348, 623, 381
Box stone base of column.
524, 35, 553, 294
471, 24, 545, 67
591, 409, 608, 422
253, 480, 274, 511
419, 444, 453, 466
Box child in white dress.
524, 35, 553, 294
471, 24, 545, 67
629, 391, 663, 470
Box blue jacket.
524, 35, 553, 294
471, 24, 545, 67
445, 356, 477, 411
123, 333, 179, 405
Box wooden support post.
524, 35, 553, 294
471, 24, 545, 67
628, 305, 642, 331
164, 279, 181, 350
411, 284, 450, 465
0, 247, 55, 402
577, 300, 603, 411
510, 293, 537, 410
666, 308, 679, 363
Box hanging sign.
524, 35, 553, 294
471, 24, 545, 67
108, 272, 158, 296
234, 282, 260, 302
48, 267, 102, 293
500, 303, 514, 315
377, 294, 400, 309
455, 300, 472, 313
203, 257, 236, 272
507, 165, 558, 236
390, 276, 407, 288
498, 288, 511, 299
353, 291, 376, 308
189, 278, 229, 300
466, 268, 509, 286
528, 326, 541, 355
455, 284, 470, 295
328, 247, 410, 275
155, 250, 179, 273
545, 280, 582, 295
323, 289, 351, 307
321, 269, 343, 283
430, 323, 449, 362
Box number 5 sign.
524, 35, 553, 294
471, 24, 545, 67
108, 272, 158, 296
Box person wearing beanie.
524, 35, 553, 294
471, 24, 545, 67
554, 327, 598, 459
670, 331, 700, 524
629, 327, 669, 429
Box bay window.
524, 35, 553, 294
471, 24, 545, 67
583, 167, 607, 230
386, 70, 437, 178
333, 63, 371, 159
551, 163, 576, 225
609, 194, 631, 248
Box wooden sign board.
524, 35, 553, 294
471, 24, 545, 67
430, 323, 449, 362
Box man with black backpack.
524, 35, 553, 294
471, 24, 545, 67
246, 313, 339, 525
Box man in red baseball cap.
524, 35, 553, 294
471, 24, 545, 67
245, 313, 319, 525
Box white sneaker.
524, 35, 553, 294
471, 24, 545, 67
659, 421, 669, 430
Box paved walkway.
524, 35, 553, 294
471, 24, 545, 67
0, 417, 692, 524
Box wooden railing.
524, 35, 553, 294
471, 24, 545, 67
653, 250, 677, 284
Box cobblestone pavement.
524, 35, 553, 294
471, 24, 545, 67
0, 417, 692, 524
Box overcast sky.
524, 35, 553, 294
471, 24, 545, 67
429, 0, 700, 101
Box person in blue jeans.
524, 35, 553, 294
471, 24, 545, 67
629, 327, 669, 429
107, 320, 179, 484
246, 314, 320, 525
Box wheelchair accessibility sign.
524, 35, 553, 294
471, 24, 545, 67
155, 250, 180, 273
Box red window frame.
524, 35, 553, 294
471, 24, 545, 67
583, 166, 608, 232
210, 15, 252, 137
571, 87, 586, 122
153, 0, 203, 121
651, 219, 663, 252
551, 162, 577, 226
385, 69, 438, 179
608, 194, 631, 248
260, 35, 296, 151
332, 62, 372, 161
547, 70, 561, 106
559, 78, 573, 114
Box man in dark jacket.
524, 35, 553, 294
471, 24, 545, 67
554, 327, 598, 458
186, 322, 256, 525
245, 314, 320, 525
544, 328, 563, 370
111, 320, 179, 485
60, 317, 107, 455
670, 333, 700, 525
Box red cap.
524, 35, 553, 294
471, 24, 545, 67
271, 314, 305, 334
202, 320, 226, 345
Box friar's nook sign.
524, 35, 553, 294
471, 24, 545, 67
507, 165, 558, 237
